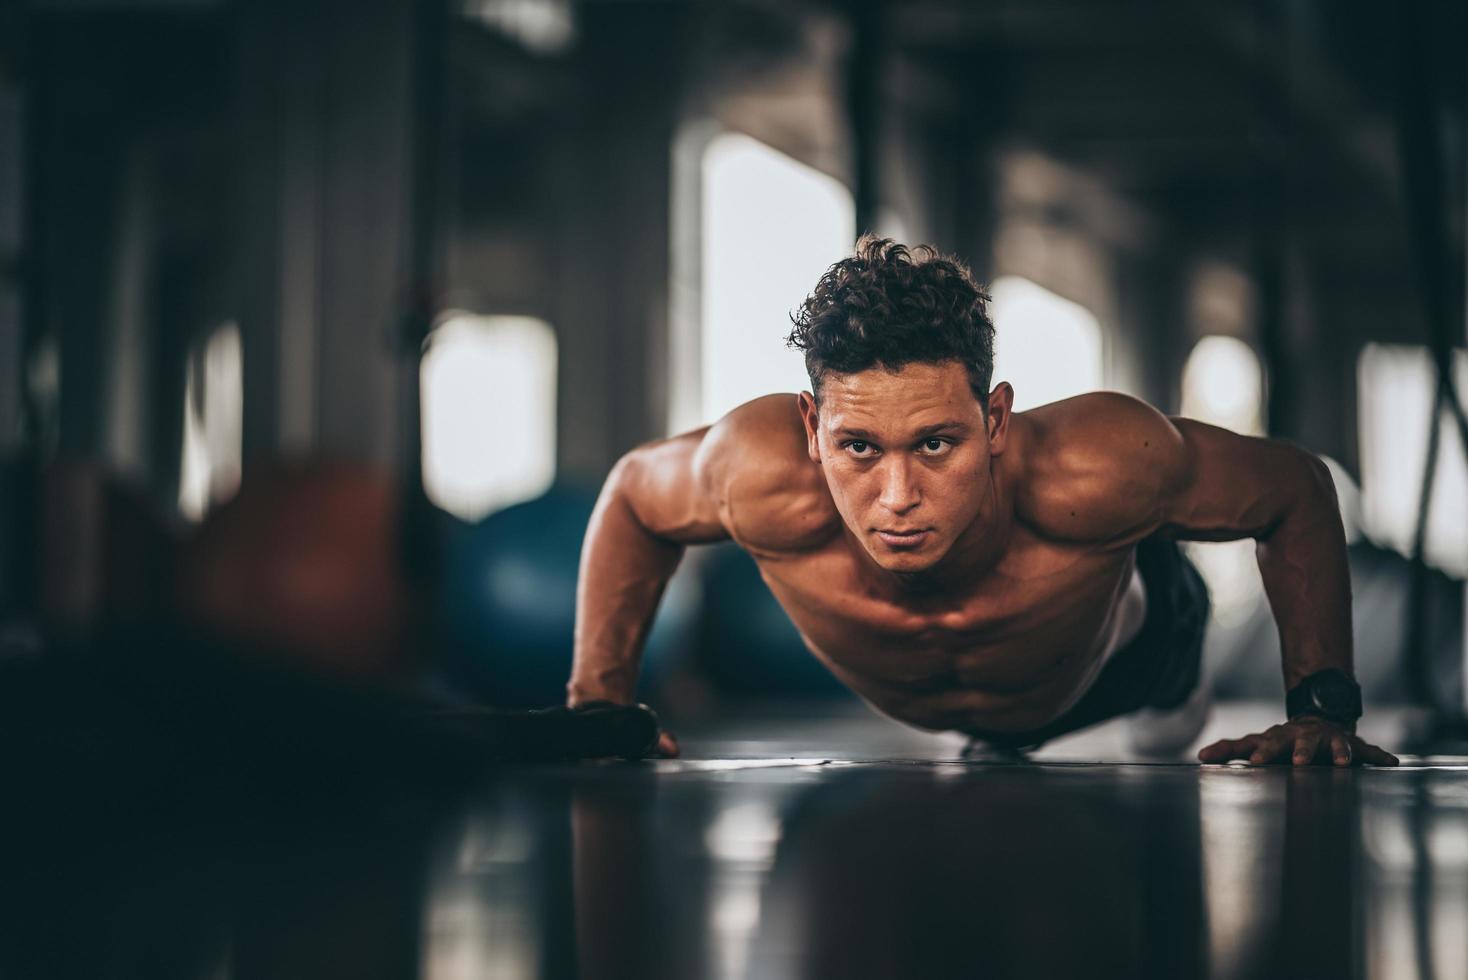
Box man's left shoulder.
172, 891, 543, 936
1015, 391, 1187, 545
1024, 391, 1186, 466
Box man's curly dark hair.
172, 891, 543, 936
786, 235, 995, 409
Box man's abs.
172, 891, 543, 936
753, 540, 1149, 734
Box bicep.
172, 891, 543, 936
1158, 417, 1325, 542
617, 427, 732, 545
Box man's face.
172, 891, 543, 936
797, 361, 1009, 575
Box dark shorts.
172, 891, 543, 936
964, 536, 1212, 751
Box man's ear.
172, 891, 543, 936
986, 382, 1014, 455
796, 391, 822, 464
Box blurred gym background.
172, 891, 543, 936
0, 0, 1464, 730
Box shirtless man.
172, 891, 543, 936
567, 237, 1399, 767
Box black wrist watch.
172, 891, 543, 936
1286, 668, 1363, 730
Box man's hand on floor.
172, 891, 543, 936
1198, 716, 1400, 766
565, 700, 680, 759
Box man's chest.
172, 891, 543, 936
748, 538, 1138, 695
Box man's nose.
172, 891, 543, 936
878, 458, 921, 514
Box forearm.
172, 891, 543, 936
1255, 455, 1353, 690
567, 459, 684, 706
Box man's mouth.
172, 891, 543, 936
876, 528, 931, 548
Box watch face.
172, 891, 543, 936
1313, 672, 1363, 718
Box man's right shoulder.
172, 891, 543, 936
694, 394, 841, 554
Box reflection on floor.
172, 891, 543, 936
4, 697, 1465, 980
425, 703, 1464, 980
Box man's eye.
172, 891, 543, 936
847, 441, 873, 456
920, 438, 951, 455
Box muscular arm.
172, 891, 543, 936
1077, 394, 1393, 764
567, 428, 729, 708
1048, 395, 1352, 688
1046, 394, 1353, 688
1154, 414, 1352, 689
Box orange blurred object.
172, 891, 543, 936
174, 461, 422, 689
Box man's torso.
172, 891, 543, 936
718, 394, 1159, 734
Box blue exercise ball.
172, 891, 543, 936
699, 541, 851, 698
438, 483, 696, 708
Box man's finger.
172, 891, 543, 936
1355, 740, 1400, 767
1250, 733, 1287, 764
1199, 736, 1252, 762
1197, 740, 1230, 762
1330, 734, 1353, 766
656, 730, 680, 759
1292, 731, 1323, 766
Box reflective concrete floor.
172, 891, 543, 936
3, 684, 1465, 980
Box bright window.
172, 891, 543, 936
1182, 335, 1265, 436
696, 132, 855, 426
1178, 336, 1268, 624
179, 322, 243, 521
988, 276, 1104, 412
420, 314, 557, 521
1358, 343, 1468, 578
463, 0, 574, 54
